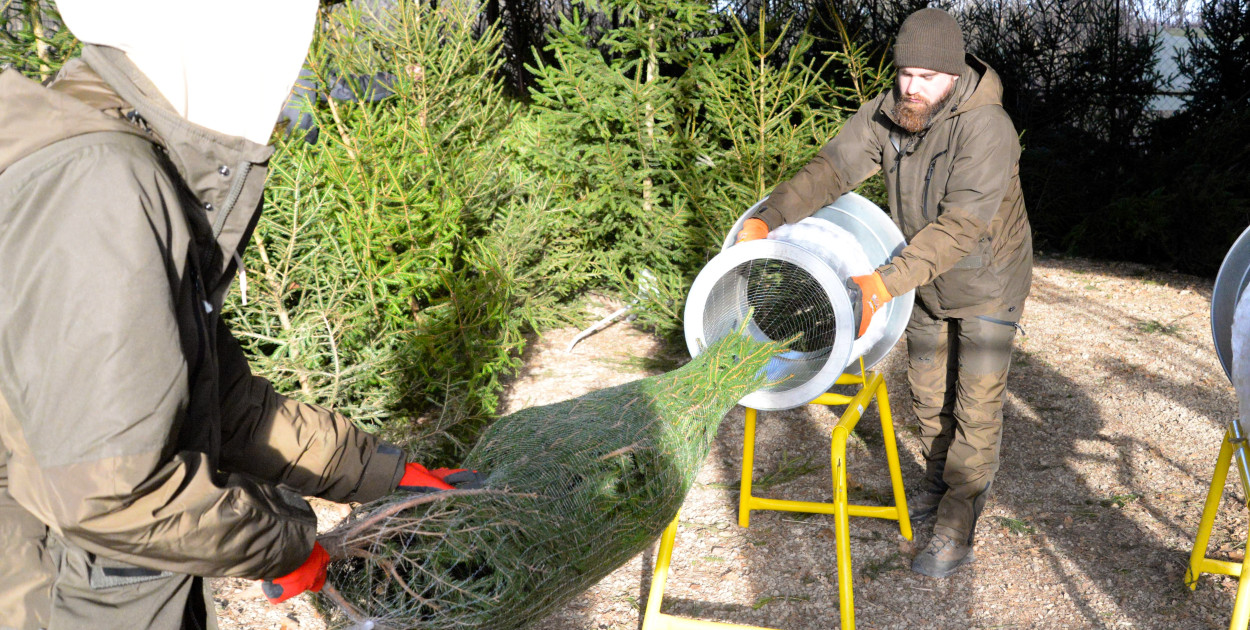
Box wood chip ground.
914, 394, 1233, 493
212, 254, 1248, 629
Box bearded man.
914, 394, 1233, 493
735, 8, 1032, 578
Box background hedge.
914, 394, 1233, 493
3, 0, 1246, 463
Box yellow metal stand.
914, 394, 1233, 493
642, 368, 912, 630
1187, 428, 1250, 630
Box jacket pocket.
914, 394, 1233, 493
930, 237, 998, 310
87, 556, 174, 589
921, 150, 949, 221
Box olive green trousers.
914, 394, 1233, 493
906, 303, 1023, 545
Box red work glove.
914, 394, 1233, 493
846, 272, 892, 337
735, 217, 769, 244
397, 463, 486, 493
262, 541, 329, 605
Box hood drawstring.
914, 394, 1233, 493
234, 250, 248, 306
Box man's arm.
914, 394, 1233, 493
0, 135, 315, 580
876, 109, 1020, 296
755, 98, 886, 230
215, 322, 405, 505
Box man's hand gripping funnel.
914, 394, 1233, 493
683, 193, 915, 410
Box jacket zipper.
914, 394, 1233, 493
203, 160, 253, 291
189, 268, 210, 384
921, 150, 948, 221
893, 152, 904, 210
212, 161, 252, 240
890, 133, 905, 220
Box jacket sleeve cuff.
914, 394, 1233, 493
755, 206, 785, 231
876, 263, 913, 298
344, 443, 406, 504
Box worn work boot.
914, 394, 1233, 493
911, 533, 975, 578
908, 489, 944, 522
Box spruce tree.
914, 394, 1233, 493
522, 0, 725, 336
1, 1, 77, 79
318, 328, 789, 629
227, 2, 580, 461
1179, 0, 1250, 121
682, 16, 879, 257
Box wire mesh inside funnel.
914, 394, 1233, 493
690, 194, 911, 410
701, 258, 842, 395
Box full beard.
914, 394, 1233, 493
891, 86, 956, 134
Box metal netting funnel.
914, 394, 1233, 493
1212, 224, 1250, 453
686, 240, 856, 410
1213, 224, 1250, 382
1206, 223, 1250, 528
684, 193, 914, 411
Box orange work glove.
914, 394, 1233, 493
397, 463, 486, 493
846, 272, 892, 337
262, 541, 329, 605
735, 217, 769, 244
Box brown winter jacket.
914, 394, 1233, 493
0, 46, 405, 582
757, 55, 1032, 319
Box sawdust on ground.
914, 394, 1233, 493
212, 254, 1248, 630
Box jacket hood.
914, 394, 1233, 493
80, 46, 276, 298
55, 0, 318, 144
79, 45, 276, 204
954, 55, 1005, 115
0, 68, 143, 174
1, 47, 275, 226
0, 45, 278, 301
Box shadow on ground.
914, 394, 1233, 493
625, 259, 1243, 630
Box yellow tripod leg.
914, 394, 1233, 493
874, 380, 912, 541
1233, 531, 1250, 630
1184, 430, 1250, 630
642, 511, 790, 630
831, 424, 855, 630
642, 513, 681, 630
720, 372, 906, 630
1188, 432, 1235, 590
739, 407, 757, 528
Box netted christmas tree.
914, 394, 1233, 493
315, 326, 788, 629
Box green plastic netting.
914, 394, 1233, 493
315, 327, 787, 629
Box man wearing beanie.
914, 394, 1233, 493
736, 7, 1032, 578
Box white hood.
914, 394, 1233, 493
56, 0, 319, 144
